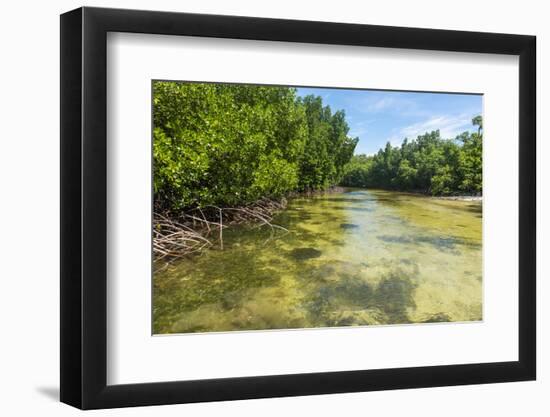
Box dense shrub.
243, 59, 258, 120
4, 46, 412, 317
341, 117, 482, 196
153, 82, 358, 211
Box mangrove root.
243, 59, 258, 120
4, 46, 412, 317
153, 198, 289, 262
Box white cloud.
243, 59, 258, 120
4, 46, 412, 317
385, 114, 474, 146
367, 97, 396, 111
362, 95, 420, 115
348, 119, 374, 138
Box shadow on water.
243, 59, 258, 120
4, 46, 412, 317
306, 268, 418, 326
340, 223, 359, 229
377, 234, 481, 252
288, 247, 322, 261
375, 197, 404, 206
328, 205, 374, 212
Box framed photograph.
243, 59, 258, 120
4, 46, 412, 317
60, 6, 536, 409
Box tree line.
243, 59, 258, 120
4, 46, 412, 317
153, 81, 358, 212
341, 116, 482, 195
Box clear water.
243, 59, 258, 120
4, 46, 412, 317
153, 189, 482, 334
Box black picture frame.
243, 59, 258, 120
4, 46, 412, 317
60, 6, 536, 410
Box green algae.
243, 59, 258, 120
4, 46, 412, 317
153, 189, 482, 334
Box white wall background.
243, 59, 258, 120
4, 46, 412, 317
0, 0, 545, 415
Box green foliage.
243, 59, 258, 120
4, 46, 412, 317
341, 117, 483, 196
153, 82, 357, 211
297, 96, 359, 190
340, 154, 372, 188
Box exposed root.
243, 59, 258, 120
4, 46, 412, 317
153, 197, 289, 262
153, 213, 213, 263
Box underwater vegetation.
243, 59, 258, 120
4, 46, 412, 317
153, 189, 482, 334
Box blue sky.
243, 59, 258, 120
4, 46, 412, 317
296, 88, 483, 155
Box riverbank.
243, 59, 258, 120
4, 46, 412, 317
154, 198, 287, 263
433, 195, 482, 202
154, 186, 346, 263
361, 187, 482, 202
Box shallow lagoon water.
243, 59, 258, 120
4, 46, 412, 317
153, 189, 482, 334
